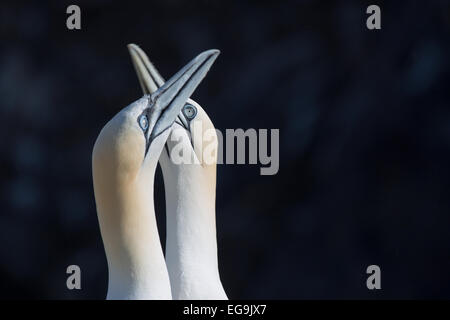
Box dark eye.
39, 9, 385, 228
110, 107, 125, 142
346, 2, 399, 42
139, 114, 149, 131
182, 104, 197, 120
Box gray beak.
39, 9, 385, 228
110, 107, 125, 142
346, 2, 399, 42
128, 44, 165, 94
128, 44, 187, 130
129, 47, 220, 144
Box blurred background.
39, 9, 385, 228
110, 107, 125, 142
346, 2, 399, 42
1, 0, 450, 299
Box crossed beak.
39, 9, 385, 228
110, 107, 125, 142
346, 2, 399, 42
129, 45, 220, 144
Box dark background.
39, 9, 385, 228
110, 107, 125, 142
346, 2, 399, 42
1, 0, 449, 299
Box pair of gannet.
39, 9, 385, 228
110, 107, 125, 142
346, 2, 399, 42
92, 45, 227, 300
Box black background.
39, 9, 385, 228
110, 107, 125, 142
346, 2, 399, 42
1, 0, 450, 299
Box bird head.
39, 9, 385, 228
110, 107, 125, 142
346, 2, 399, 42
93, 49, 220, 187
127, 44, 220, 187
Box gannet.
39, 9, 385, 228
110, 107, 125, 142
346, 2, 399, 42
92, 49, 219, 299
128, 44, 227, 299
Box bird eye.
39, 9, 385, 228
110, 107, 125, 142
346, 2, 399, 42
182, 104, 197, 120
139, 114, 149, 131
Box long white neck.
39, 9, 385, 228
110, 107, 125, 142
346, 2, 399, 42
161, 163, 227, 299
94, 167, 172, 300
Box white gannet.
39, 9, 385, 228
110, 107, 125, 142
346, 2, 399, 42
92, 49, 219, 299
128, 44, 227, 299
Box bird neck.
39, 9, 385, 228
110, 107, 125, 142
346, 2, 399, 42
94, 171, 172, 300
162, 165, 227, 299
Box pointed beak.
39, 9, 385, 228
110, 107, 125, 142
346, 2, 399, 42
128, 44, 196, 132
127, 44, 165, 94
135, 48, 220, 144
